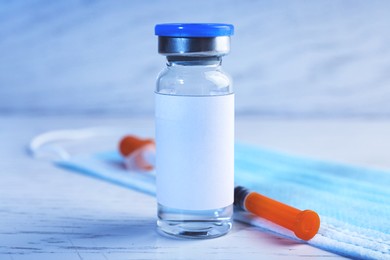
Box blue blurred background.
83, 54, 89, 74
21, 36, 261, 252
1, 0, 390, 117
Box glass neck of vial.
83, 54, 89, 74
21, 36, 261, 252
166, 55, 222, 67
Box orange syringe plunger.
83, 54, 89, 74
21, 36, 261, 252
234, 186, 320, 241
119, 135, 155, 171
119, 135, 154, 157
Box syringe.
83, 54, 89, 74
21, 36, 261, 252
119, 135, 155, 172
119, 135, 320, 241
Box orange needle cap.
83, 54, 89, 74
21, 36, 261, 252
235, 186, 320, 241
245, 192, 320, 240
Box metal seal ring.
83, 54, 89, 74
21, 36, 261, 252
158, 36, 230, 56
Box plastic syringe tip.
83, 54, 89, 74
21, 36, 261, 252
235, 186, 320, 241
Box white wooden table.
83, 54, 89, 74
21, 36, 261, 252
3, 115, 389, 259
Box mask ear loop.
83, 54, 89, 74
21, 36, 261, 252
28, 127, 124, 161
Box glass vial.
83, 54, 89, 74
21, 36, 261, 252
154, 23, 234, 239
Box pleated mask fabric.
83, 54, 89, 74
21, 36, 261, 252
57, 143, 390, 260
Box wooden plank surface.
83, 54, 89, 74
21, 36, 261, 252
4, 115, 390, 259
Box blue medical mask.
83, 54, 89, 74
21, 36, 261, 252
234, 144, 390, 259
29, 131, 390, 259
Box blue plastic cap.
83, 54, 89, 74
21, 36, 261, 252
155, 23, 234, 37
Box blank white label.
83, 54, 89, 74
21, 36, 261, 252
155, 93, 234, 210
